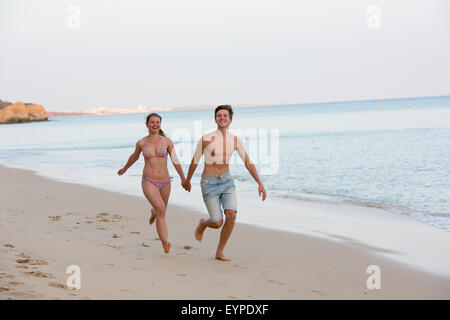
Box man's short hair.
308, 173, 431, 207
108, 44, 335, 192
215, 105, 233, 119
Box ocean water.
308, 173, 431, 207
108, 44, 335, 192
1, 95, 450, 232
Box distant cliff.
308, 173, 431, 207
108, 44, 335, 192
0, 99, 49, 124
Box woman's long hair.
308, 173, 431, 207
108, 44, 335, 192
146, 113, 166, 136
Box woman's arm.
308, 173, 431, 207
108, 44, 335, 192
166, 138, 186, 183
117, 141, 141, 175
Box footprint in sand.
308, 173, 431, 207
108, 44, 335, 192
112, 234, 121, 238
130, 232, 140, 235
48, 216, 61, 221
312, 289, 324, 296
8, 281, 25, 286
142, 243, 150, 247
16, 258, 49, 266
4, 244, 15, 248
96, 213, 121, 222
0, 287, 10, 292
177, 273, 187, 277
227, 296, 237, 299
15, 265, 28, 269
22, 271, 53, 278
183, 245, 192, 250
103, 244, 121, 250
48, 282, 68, 289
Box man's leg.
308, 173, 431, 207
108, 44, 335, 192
196, 180, 223, 241
195, 218, 223, 241
215, 210, 236, 261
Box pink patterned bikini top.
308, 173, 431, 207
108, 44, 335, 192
142, 136, 168, 159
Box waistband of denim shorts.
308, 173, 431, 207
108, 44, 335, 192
201, 171, 232, 180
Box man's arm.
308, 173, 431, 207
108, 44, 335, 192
235, 136, 266, 201
183, 138, 204, 192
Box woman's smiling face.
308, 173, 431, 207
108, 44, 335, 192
147, 116, 161, 133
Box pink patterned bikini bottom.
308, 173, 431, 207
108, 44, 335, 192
142, 175, 172, 190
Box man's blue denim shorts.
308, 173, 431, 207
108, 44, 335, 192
200, 171, 237, 223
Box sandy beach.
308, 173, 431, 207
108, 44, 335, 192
0, 165, 449, 300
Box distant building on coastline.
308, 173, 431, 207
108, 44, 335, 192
89, 104, 174, 115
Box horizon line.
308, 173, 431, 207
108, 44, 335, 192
44, 93, 450, 113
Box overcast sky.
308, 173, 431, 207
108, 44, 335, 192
1, 0, 449, 111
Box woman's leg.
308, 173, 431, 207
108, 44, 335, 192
159, 182, 171, 253
159, 182, 171, 210
149, 180, 171, 225
142, 181, 170, 253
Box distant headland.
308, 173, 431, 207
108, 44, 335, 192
0, 99, 49, 124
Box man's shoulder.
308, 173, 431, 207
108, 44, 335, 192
201, 131, 218, 141
230, 133, 243, 143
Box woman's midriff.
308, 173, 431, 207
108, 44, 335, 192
142, 158, 170, 180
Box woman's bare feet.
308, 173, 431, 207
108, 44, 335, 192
162, 241, 171, 254
149, 208, 156, 225
215, 253, 232, 261
194, 219, 206, 242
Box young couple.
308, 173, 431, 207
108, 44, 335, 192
118, 105, 266, 261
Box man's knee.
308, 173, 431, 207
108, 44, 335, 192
225, 210, 237, 222
210, 219, 223, 228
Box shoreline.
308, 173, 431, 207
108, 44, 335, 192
1, 165, 450, 299
2, 162, 450, 278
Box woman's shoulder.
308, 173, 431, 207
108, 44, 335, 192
161, 135, 173, 146
137, 136, 149, 146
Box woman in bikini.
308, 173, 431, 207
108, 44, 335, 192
117, 113, 186, 254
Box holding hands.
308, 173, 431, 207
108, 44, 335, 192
182, 180, 191, 192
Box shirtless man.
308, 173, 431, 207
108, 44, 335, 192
183, 105, 267, 261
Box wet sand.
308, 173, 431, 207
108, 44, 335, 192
0, 165, 449, 299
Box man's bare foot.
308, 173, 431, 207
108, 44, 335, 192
163, 241, 171, 254
195, 219, 207, 242
215, 254, 232, 261
149, 208, 156, 225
